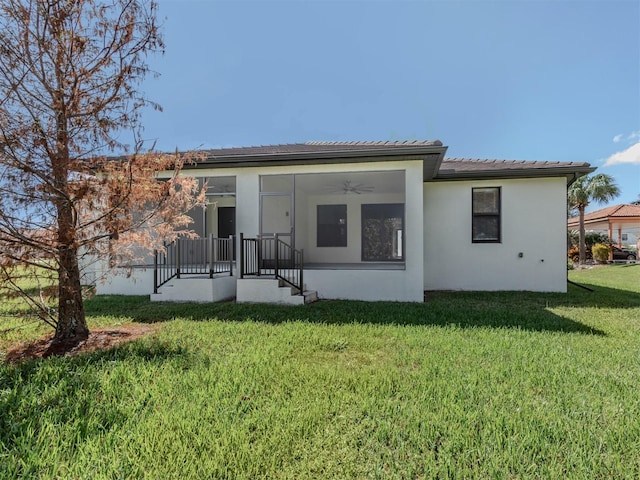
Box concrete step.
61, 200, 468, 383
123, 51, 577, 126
237, 278, 318, 305
151, 275, 236, 303
302, 290, 318, 304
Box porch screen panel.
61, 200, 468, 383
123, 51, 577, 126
361, 204, 404, 261
185, 204, 205, 238
261, 195, 292, 236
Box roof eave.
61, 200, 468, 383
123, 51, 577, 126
432, 165, 596, 183
188, 145, 448, 179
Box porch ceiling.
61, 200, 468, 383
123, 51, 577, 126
295, 171, 405, 195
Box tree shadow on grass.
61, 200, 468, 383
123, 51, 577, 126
80, 281, 639, 335
0, 339, 190, 474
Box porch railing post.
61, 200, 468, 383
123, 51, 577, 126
299, 248, 304, 293
274, 234, 279, 280
153, 249, 158, 294
229, 235, 234, 276
239, 233, 244, 279
257, 235, 262, 277
176, 237, 181, 279
209, 234, 214, 278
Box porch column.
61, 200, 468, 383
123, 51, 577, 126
608, 221, 613, 261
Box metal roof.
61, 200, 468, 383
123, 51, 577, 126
178, 141, 595, 182
437, 157, 595, 183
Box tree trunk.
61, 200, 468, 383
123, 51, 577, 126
578, 206, 586, 265
50, 30, 88, 344
55, 244, 89, 343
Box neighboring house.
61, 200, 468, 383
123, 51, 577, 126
567, 204, 640, 249
88, 141, 594, 303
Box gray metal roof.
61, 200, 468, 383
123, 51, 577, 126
199, 140, 443, 158
438, 157, 595, 183
182, 141, 594, 183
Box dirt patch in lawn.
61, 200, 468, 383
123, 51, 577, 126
3, 324, 157, 364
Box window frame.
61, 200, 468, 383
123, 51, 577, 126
471, 187, 501, 243
316, 204, 348, 247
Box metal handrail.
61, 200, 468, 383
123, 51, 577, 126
239, 233, 304, 294
274, 234, 304, 293
154, 240, 177, 293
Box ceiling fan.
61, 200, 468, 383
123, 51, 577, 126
325, 180, 375, 195
206, 182, 235, 195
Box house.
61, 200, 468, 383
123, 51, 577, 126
567, 203, 640, 249
89, 141, 595, 303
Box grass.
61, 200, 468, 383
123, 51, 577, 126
1, 265, 640, 478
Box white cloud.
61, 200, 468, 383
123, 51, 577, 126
628, 130, 640, 142
604, 142, 640, 166
613, 134, 623, 143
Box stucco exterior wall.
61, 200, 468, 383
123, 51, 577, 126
305, 268, 423, 302
95, 267, 155, 295
424, 177, 567, 292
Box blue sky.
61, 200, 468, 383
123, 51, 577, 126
140, 0, 640, 206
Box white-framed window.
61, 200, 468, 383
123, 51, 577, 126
472, 187, 501, 243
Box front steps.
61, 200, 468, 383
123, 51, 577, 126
150, 275, 236, 303
236, 278, 318, 305
150, 275, 317, 305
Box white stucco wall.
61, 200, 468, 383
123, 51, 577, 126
424, 177, 567, 292
95, 267, 155, 295
304, 268, 422, 302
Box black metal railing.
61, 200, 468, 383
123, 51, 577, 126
154, 240, 178, 293
153, 235, 234, 293
239, 233, 304, 294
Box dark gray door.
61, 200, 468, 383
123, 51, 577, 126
218, 206, 236, 260
218, 207, 235, 239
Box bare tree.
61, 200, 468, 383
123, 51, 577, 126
0, 0, 203, 344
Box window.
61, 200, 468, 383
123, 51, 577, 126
361, 204, 404, 261
317, 205, 347, 247
472, 187, 501, 243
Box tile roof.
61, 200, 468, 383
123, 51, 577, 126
568, 204, 640, 225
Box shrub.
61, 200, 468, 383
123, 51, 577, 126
568, 245, 592, 262
586, 232, 611, 246
568, 232, 610, 250
568, 246, 579, 261
592, 243, 611, 263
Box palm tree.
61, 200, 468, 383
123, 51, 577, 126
568, 174, 620, 264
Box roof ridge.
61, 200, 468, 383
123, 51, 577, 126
609, 204, 625, 215
305, 140, 443, 147
444, 157, 590, 166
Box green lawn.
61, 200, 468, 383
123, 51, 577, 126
1, 265, 639, 478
